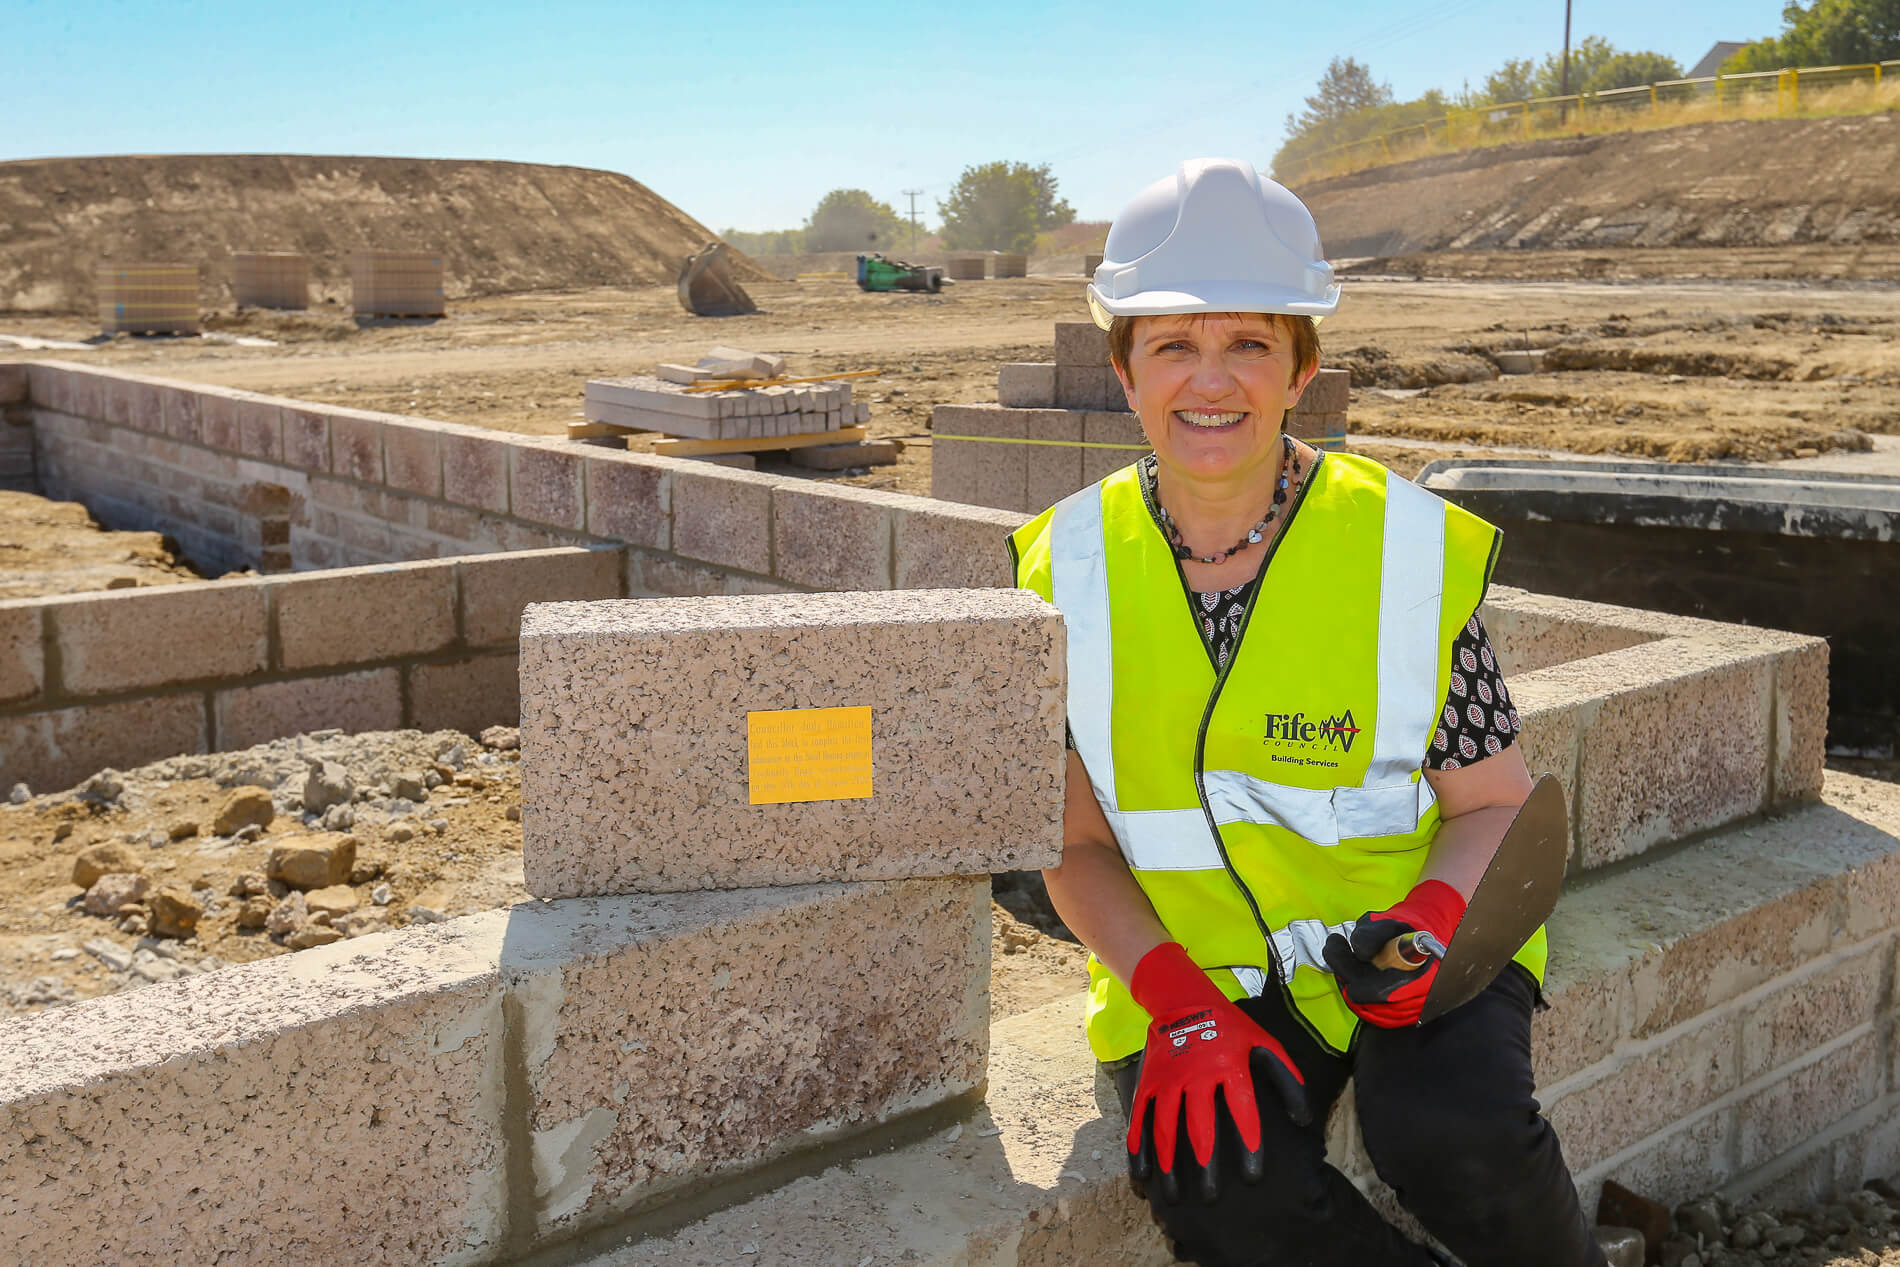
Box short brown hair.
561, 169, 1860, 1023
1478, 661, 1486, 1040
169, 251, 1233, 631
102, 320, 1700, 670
1107, 312, 1321, 388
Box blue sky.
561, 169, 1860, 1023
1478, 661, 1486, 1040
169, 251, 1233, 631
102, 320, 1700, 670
7, 0, 1789, 233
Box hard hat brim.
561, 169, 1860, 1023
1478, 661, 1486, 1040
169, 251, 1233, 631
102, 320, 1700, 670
1088, 280, 1340, 330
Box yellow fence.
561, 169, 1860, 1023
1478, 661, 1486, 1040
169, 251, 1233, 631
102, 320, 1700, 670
1296, 60, 1900, 182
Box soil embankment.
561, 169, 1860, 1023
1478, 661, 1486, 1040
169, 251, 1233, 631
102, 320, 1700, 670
1297, 115, 1900, 261
0, 154, 769, 313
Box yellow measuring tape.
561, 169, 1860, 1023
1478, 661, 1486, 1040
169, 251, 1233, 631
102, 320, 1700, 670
933, 433, 1151, 450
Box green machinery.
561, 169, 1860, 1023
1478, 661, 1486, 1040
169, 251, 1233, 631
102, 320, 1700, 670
856, 253, 947, 293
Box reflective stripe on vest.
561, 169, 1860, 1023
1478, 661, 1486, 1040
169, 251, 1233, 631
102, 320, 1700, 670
1050, 472, 1448, 870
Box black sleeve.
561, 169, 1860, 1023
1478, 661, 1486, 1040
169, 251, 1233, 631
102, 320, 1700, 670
1425, 612, 1520, 771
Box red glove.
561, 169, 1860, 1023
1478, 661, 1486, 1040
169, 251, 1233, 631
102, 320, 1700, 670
1125, 942, 1309, 1200
1321, 879, 1467, 1028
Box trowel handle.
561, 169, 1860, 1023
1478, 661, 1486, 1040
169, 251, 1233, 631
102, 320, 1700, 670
1371, 930, 1447, 972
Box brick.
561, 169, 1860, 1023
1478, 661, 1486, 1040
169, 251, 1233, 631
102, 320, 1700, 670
1773, 637, 1828, 803
997, 362, 1055, 408
1543, 1014, 1740, 1171
327, 409, 384, 483
1741, 945, 1886, 1080
1738, 1032, 1883, 1168
519, 589, 1065, 896
1524, 637, 1773, 868
1053, 321, 1110, 367
381, 421, 442, 497
279, 406, 328, 471
406, 654, 519, 734
0, 918, 509, 1264
1024, 409, 1083, 513
53, 582, 269, 694
1055, 365, 1123, 411
214, 668, 402, 749
440, 428, 511, 514
1295, 367, 1351, 414
517, 879, 989, 1238
770, 482, 902, 591
584, 451, 671, 549
234, 395, 284, 461
893, 501, 1029, 590
672, 465, 777, 575
930, 404, 1025, 513
0, 695, 206, 794
510, 442, 585, 531
270, 561, 457, 670
0, 602, 46, 703
458, 546, 624, 647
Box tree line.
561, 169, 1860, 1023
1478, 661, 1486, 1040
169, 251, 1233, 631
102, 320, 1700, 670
722, 161, 1075, 258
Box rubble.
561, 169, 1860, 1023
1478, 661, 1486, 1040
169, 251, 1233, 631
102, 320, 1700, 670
210, 787, 274, 836
83, 873, 149, 916
148, 888, 204, 939
266, 834, 357, 890
71, 840, 143, 889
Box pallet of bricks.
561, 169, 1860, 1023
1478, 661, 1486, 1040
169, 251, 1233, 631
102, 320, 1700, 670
231, 252, 310, 310
98, 263, 200, 335
350, 249, 444, 317
930, 321, 1349, 513
575, 347, 886, 469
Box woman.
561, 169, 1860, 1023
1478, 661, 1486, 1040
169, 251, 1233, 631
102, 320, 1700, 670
1008, 159, 1604, 1267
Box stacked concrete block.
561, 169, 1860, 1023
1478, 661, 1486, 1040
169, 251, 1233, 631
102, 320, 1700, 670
1053, 320, 1125, 412
997, 361, 1055, 408
1287, 367, 1350, 450
350, 249, 445, 317
97, 263, 200, 334
0, 362, 30, 491
231, 251, 310, 310
1084, 251, 1104, 274
945, 255, 987, 281
583, 375, 866, 441
519, 589, 1065, 896
992, 252, 1028, 278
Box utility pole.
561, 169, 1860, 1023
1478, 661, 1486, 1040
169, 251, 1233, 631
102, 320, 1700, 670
901, 188, 924, 252
1560, 0, 1573, 97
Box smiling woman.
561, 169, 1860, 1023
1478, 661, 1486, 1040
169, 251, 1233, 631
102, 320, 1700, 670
1005, 158, 1605, 1267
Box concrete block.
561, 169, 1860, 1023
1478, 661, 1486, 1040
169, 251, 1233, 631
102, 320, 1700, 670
1479, 588, 1664, 677
233, 394, 285, 461
623, 550, 734, 599
1082, 410, 1148, 486
1573, 1110, 1735, 1215
1569, 637, 1774, 866
1055, 365, 1123, 412
1773, 636, 1828, 802
1024, 410, 1084, 514
1286, 409, 1346, 449
931, 404, 1025, 513
279, 405, 328, 472
53, 581, 270, 694
770, 482, 904, 591
160, 384, 203, 444
584, 451, 671, 550
1053, 321, 1110, 368
197, 388, 244, 452
101, 375, 137, 426
1543, 1014, 1741, 1171
0, 916, 510, 1265
270, 560, 457, 670
214, 667, 404, 750
0, 362, 25, 404
1296, 367, 1351, 414
407, 653, 519, 734
459, 546, 624, 647
519, 589, 1065, 896
441, 427, 512, 514
0, 695, 206, 794
0, 602, 45, 704
327, 408, 384, 483
382, 420, 443, 497
1740, 944, 1886, 1080
1737, 1033, 1883, 1169
998, 362, 1056, 408
892, 500, 1030, 590
510, 442, 585, 531
671, 465, 778, 575
68, 371, 103, 421
127, 379, 167, 433
24, 365, 72, 413
511, 879, 990, 1238
1533, 962, 1632, 1086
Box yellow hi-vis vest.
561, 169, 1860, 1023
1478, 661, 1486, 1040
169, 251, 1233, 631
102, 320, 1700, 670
1009, 452, 1548, 1063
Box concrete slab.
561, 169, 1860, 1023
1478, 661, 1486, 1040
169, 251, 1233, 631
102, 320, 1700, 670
518, 590, 1065, 897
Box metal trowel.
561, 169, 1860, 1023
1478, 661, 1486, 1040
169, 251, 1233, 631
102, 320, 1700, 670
1375, 772, 1571, 1025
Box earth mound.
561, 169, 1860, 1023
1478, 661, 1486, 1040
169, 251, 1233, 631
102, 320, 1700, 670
0, 153, 769, 313
1295, 115, 1900, 259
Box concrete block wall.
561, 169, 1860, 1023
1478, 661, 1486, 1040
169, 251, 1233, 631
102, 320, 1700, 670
0, 546, 625, 791
0, 362, 30, 491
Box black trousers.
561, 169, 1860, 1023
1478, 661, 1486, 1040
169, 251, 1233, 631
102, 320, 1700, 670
1111, 967, 1605, 1267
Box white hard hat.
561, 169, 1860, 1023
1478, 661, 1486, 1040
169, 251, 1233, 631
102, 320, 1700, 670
1087, 157, 1340, 330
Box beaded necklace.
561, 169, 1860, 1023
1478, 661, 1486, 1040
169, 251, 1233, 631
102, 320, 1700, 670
1149, 433, 1304, 565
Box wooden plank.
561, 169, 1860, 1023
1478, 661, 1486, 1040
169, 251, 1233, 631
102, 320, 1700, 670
567, 420, 648, 439
651, 426, 867, 458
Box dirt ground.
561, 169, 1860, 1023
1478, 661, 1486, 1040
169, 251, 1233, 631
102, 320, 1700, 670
0, 489, 205, 597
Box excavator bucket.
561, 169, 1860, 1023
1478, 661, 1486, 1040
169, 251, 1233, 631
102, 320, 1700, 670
677, 242, 757, 318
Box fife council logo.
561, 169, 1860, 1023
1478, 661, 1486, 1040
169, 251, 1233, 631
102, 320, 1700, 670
1262, 709, 1361, 754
